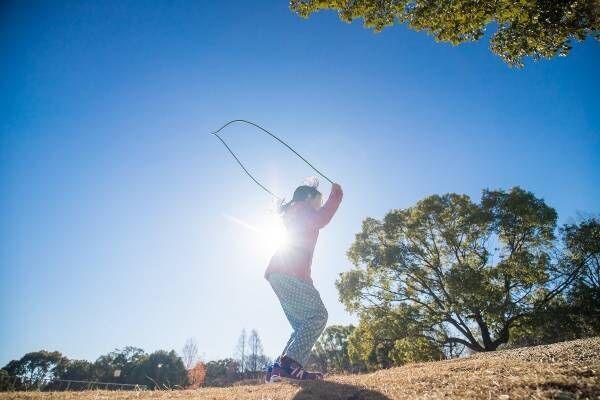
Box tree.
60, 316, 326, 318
306, 325, 363, 373
56, 359, 94, 381
235, 329, 247, 377
346, 306, 443, 370
2, 351, 66, 387
290, 0, 600, 67
510, 217, 600, 345
562, 217, 600, 292
187, 361, 207, 388
181, 338, 199, 370
0, 368, 21, 391
89, 347, 187, 388
338, 187, 584, 354
130, 350, 188, 389
204, 359, 240, 387
247, 330, 266, 379
92, 346, 145, 383
2, 347, 189, 390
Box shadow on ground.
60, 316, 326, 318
291, 380, 390, 400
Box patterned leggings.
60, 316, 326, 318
268, 272, 328, 366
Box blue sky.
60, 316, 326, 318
1, 0, 598, 366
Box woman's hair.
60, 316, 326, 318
279, 185, 322, 213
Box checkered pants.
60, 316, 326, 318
268, 272, 328, 366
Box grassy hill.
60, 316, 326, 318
3, 337, 599, 400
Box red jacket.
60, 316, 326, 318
264, 185, 343, 283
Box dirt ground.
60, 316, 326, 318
3, 337, 599, 400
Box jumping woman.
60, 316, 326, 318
265, 181, 343, 382
209, 119, 342, 381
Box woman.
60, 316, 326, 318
264, 181, 343, 382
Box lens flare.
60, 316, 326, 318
261, 217, 289, 253
224, 213, 289, 255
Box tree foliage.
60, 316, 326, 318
133, 350, 187, 389
2, 331, 272, 390
290, 0, 600, 66
57, 359, 94, 381
562, 217, 600, 290
2, 351, 66, 386
0, 369, 16, 391
306, 325, 364, 373
346, 306, 444, 370
93, 346, 146, 383
204, 359, 240, 387
510, 217, 600, 345
338, 187, 593, 355
1, 347, 188, 390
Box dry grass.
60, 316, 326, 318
3, 337, 599, 400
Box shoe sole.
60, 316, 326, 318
267, 374, 324, 384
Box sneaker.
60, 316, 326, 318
265, 362, 284, 384
264, 364, 274, 384
273, 357, 324, 381
288, 365, 324, 381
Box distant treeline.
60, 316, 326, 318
0, 329, 272, 391
1, 347, 186, 391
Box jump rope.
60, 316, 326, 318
210, 119, 335, 201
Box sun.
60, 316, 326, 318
223, 213, 290, 256
261, 216, 289, 253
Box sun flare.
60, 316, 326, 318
261, 216, 289, 253
224, 213, 290, 255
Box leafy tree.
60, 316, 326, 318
92, 346, 145, 383
338, 187, 585, 353
89, 347, 187, 388
389, 336, 444, 365
565, 282, 600, 335
346, 306, 442, 370
130, 350, 187, 389
290, 0, 600, 67
204, 359, 240, 387
2, 351, 66, 386
510, 218, 600, 345
562, 217, 600, 291
56, 359, 94, 381
509, 294, 580, 345
2, 347, 189, 390
306, 325, 363, 373
0, 368, 20, 391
